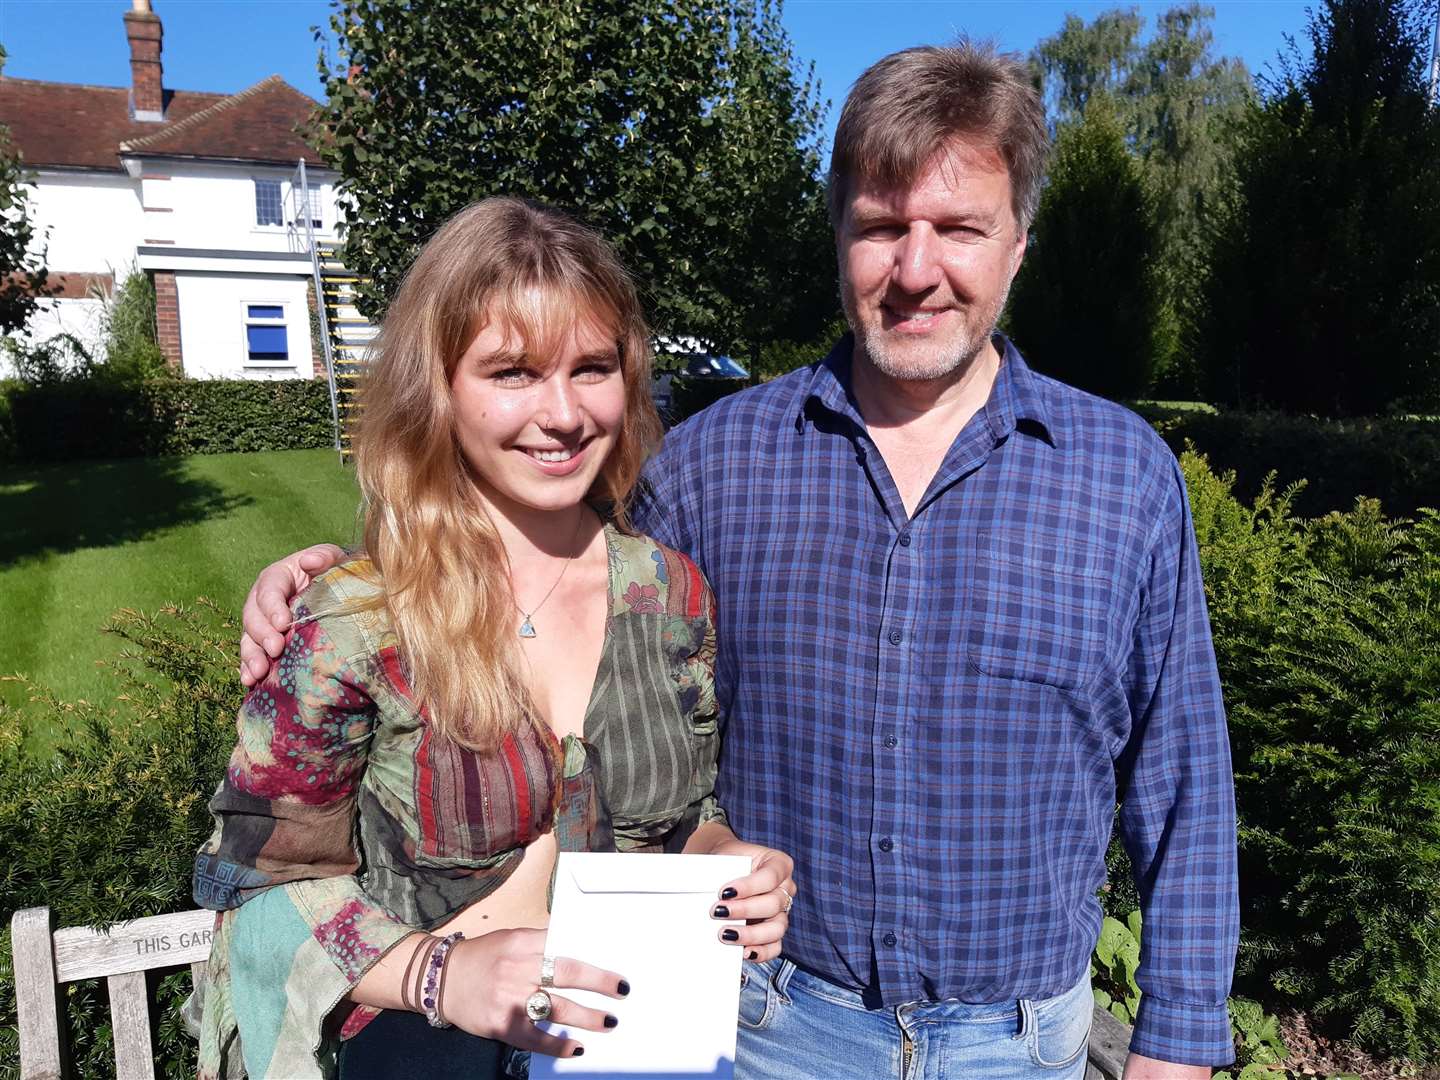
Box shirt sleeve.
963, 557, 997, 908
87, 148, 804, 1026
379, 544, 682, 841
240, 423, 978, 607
1117, 459, 1240, 1066
193, 607, 414, 1074
629, 423, 698, 558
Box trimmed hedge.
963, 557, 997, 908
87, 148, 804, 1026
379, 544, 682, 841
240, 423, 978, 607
1138, 405, 1440, 519
0, 378, 335, 463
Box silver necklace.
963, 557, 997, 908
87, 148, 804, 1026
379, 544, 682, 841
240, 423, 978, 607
511, 513, 586, 639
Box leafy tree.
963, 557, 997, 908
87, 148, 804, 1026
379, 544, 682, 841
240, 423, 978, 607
1005, 101, 1166, 400
1198, 0, 1440, 415
0, 45, 51, 336
313, 0, 834, 361
1032, 6, 1250, 391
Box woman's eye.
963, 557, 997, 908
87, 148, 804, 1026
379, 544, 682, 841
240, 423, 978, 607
575, 364, 618, 382
492, 367, 531, 383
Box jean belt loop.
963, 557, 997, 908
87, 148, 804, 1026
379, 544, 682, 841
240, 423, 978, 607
1014, 997, 1036, 1041
771, 957, 797, 1002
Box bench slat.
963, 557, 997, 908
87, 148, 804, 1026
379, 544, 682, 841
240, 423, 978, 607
53, 909, 215, 983
11, 907, 66, 1080
1087, 1003, 1134, 1080
107, 970, 156, 1080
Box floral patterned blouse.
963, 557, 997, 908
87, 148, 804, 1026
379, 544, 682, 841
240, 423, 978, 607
192, 525, 727, 1079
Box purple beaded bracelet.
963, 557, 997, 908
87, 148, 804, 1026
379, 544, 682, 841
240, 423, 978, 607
422, 931, 465, 1029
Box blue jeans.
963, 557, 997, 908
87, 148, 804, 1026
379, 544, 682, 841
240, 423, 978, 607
736, 958, 1093, 1080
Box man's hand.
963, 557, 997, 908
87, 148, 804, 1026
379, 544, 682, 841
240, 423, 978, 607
1123, 1052, 1213, 1079
239, 544, 347, 686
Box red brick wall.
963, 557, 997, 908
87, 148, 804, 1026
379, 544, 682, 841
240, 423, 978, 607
306, 279, 325, 378
153, 270, 182, 370
123, 10, 164, 118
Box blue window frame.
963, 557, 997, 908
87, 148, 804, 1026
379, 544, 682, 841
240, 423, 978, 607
244, 303, 289, 363
254, 179, 283, 226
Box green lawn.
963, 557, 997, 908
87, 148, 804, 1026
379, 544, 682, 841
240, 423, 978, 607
0, 448, 362, 728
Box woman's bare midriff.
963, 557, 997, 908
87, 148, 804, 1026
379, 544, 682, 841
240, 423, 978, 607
435, 829, 559, 938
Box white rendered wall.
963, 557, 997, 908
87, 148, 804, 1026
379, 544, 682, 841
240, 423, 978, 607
174, 271, 316, 380
24, 297, 107, 352
27, 171, 144, 276
142, 161, 339, 253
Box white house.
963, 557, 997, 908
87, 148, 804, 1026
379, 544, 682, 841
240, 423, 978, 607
0, 0, 341, 380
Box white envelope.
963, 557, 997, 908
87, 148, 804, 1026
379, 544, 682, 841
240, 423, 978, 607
529, 851, 751, 1078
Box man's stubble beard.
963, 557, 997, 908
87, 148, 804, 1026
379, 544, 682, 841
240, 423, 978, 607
839, 270, 1015, 385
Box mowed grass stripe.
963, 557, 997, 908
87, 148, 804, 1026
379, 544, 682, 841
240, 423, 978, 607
0, 449, 361, 728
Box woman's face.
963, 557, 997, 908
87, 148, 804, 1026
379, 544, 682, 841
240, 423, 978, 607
450, 304, 627, 518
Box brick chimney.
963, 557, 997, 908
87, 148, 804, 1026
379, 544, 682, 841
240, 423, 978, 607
123, 0, 164, 122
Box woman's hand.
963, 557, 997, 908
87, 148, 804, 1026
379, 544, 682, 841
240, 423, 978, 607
686, 823, 797, 963
442, 927, 630, 1058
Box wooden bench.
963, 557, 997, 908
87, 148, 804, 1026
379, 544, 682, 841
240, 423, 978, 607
11, 903, 1133, 1079
11, 906, 215, 1080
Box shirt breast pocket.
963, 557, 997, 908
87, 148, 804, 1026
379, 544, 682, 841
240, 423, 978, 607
965, 537, 1109, 691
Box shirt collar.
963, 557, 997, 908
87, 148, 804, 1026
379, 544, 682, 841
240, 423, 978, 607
799, 331, 1057, 449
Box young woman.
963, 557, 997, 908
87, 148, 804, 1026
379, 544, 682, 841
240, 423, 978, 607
193, 198, 796, 1080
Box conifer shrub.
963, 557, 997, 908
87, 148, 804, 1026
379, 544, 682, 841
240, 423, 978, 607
1144, 406, 1440, 518
0, 601, 240, 1079
1183, 450, 1440, 1059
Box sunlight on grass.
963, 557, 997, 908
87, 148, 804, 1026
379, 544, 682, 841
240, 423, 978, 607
0, 448, 361, 736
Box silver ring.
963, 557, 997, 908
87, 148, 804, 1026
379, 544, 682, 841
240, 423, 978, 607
779, 886, 794, 914
540, 955, 557, 989
524, 989, 553, 1022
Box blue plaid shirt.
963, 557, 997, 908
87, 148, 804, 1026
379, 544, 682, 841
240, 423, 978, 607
631, 334, 1239, 1066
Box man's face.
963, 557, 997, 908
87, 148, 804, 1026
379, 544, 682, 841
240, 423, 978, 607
838, 139, 1027, 383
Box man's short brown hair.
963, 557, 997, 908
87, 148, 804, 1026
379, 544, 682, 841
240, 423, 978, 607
827, 42, 1048, 231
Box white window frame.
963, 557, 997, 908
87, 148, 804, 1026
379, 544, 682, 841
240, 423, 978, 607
241, 300, 296, 371
290, 183, 323, 231
253, 178, 284, 229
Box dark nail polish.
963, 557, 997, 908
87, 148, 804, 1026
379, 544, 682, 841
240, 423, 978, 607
617, 979, 631, 997
722, 928, 740, 942
748, 950, 759, 960
712, 905, 730, 919
604, 1015, 619, 1029
720, 887, 738, 900
572, 1047, 585, 1057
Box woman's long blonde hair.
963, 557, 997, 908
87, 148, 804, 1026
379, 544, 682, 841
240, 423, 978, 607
351, 198, 661, 750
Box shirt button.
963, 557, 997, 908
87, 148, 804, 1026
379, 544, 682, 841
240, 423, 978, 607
898, 532, 912, 547
888, 629, 903, 646
882, 931, 897, 947
878, 836, 894, 852
883, 734, 898, 749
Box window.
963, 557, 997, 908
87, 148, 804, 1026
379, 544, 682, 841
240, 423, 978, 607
254, 179, 283, 226
294, 184, 323, 230
244, 303, 290, 364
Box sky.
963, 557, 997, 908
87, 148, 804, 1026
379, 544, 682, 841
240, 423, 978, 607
2, 0, 1318, 155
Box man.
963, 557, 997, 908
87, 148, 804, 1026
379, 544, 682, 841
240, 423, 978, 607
241, 43, 1237, 1079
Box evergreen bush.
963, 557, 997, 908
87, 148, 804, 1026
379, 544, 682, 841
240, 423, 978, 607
1183, 449, 1440, 1058
0, 602, 239, 1080
1141, 406, 1440, 518
1005, 99, 1171, 400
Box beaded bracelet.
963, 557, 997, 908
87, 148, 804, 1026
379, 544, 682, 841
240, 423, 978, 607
422, 931, 465, 1029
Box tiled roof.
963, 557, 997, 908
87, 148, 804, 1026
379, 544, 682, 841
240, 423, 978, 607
0, 74, 324, 172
